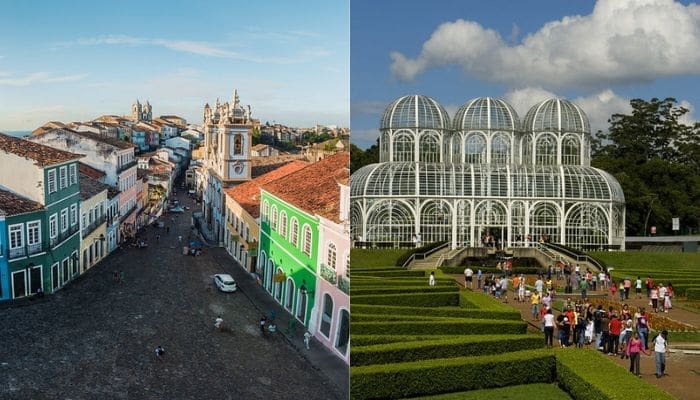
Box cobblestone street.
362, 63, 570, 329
0, 198, 345, 400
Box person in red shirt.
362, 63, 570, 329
646, 276, 654, 298
608, 313, 622, 355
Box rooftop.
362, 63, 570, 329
0, 132, 83, 167
79, 174, 110, 201
33, 128, 136, 150
224, 160, 309, 218
251, 154, 306, 178
79, 162, 106, 180
0, 187, 44, 216
263, 152, 349, 223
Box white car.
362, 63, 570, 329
213, 274, 237, 292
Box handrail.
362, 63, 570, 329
544, 242, 606, 272
401, 241, 450, 269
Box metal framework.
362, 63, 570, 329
351, 96, 626, 250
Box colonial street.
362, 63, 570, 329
0, 196, 346, 400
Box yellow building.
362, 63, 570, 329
223, 160, 308, 273
79, 174, 109, 271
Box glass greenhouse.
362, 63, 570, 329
351, 95, 625, 250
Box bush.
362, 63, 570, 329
686, 288, 700, 300
351, 334, 474, 347
459, 289, 519, 313
350, 304, 522, 320
411, 383, 571, 400
351, 313, 456, 323
350, 318, 527, 336
350, 349, 555, 400
351, 248, 410, 268
357, 270, 426, 278
440, 266, 541, 275
555, 348, 675, 400
351, 292, 461, 307
351, 334, 543, 366
352, 279, 455, 287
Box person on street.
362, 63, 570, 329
155, 346, 165, 361
653, 330, 669, 378
215, 316, 223, 330
464, 267, 473, 288
260, 316, 267, 334
304, 331, 312, 350
428, 271, 435, 286
543, 308, 555, 348
626, 332, 649, 376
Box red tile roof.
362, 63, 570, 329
262, 152, 349, 223
224, 160, 309, 218
79, 162, 106, 180
33, 128, 136, 150
0, 188, 44, 216
0, 132, 83, 167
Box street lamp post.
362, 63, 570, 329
643, 196, 657, 237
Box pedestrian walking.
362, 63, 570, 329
428, 271, 435, 286
477, 269, 483, 290
653, 330, 668, 378
304, 331, 312, 350
260, 316, 267, 334
178, 235, 182, 243
543, 308, 554, 348
155, 345, 165, 361
119, 271, 125, 283
215, 316, 224, 330
464, 267, 473, 289
626, 332, 649, 376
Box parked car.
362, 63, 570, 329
169, 206, 185, 213
213, 274, 237, 292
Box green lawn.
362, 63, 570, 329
590, 252, 700, 274
406, 383, 571, 400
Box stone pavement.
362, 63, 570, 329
209, 248, 349, 398
0, 190, 347, 400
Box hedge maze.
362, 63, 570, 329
350, 261, 676, 400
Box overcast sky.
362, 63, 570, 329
351, 0, 700, 148
0, 0, 349, 131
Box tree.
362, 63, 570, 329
350, 139, 379, 172
592, 98, 700, 235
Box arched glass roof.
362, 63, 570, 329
380, 95, 451, 130
453, 97, 520, 132
351, 162, 624, 203
522, 98, 590, 134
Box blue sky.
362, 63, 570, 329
0, 0, 349, 131
352, 0, 700, 148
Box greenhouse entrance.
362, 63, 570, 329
478, 226, 507, 249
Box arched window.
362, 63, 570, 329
326, 242, 337, 270
279, 211, 288, 238
419, 132, 440, 162
290, 218, 299, 247
535, 134, 557, 165
521, 134, 533, 164
302, 224, 312, 256
270, 205, 278, 230
491, 134, 510, 164
464, 134, 486, 164
335, 309, 349, 355
320, 294, 333, 337
262, 201, 269, 222
392, 132, 414, 162
562, 136, 580, 165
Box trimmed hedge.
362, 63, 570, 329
357, 270, 427, 277
352, 279, 456, 287
440, 266, 541, 275
351, 334, 475, 347
351, 318, 527, 336
351, 292, 460, 307
350, 304, 522, 320
351, 313, 457, 323
407, 383, 571, 400
350, 349, 555, 400
351, 286, 459, 296
555, 348, 675, 400
686, 288, 700, 300
459, 289, 518, 313
351, 334, 543, 366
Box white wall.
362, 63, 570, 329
0, 152, 45, 203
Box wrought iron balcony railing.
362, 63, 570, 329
50, 225, 80, 247
319, 263, 337, 284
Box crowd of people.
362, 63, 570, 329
462, 263, 673, 379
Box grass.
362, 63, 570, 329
653, 330, 700, 342
590, 252, 700, 274
406, 383, 572, 400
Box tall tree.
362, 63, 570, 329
350, 139, 379, 172
593, 98, 700, 235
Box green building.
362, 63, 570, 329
0, 133, 83, 299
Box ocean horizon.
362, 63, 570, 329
2, 130, 32, 138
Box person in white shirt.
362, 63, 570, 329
535, 276, 544, 294
654, 330, 668, 378
429, 271, 435, 286
215, 316, 224, 330
543, 308, 555, 348
464, 267, 474, 288
658, 285, 667, 312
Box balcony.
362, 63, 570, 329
319, 263, 337, 284
119, 204, 138, 222
82, 215, 107, 238
8, 242, 47, 260
50, 225, 80, 247
338, 275, 350, 295
117, 160, 137, 174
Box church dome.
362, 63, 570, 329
453, 97, 519, 132
380, 95, 450, 130
523, 98, 590, 134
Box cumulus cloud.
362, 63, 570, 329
504, 87, 633, 134
390, 0, 700, 89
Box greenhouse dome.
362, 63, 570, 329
352, 95, 626, 250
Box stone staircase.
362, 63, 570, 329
407, 246, 453, 270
